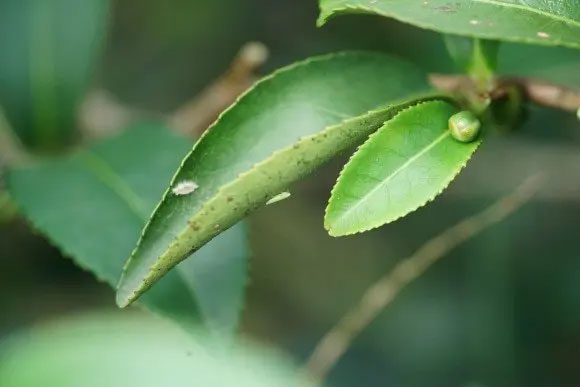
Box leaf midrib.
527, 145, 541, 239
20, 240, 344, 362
331, 130, 449, 224
80, 151, 149, 220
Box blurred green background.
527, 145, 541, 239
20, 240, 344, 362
1, 0, 580, 386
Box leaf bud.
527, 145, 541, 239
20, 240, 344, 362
449, 111, 481, 143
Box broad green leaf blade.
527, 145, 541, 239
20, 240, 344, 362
318, 0, 580, 49
7, 124, 248, 336
0, 0, 109, 149
325, 100, 481, 236
0, 313, 305, 387
117, 52, 433, 307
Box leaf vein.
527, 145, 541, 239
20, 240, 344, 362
334, 131, 450, 223
79, 150, 149, 220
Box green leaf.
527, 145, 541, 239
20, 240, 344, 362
116, 52, 434, 307
0, 0, 110, 149
0, 312, 305, 387
318, 0, 580, 49
7, 124, 248, 336
325, 100, 481, 236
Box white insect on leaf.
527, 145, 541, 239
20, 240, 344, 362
537, 31, 550, 39
172, 180, 199, 196
266, 191, 291, 205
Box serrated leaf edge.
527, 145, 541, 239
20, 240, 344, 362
117, 93, 446, 307
115, 51, 381, 304
4, 172, 201, 336
117, 107, 396, 306
6, 159, 247, 338
118, 51, 409, 283
324, 100, 482, 237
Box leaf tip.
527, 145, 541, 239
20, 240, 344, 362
115, 283, 135, 309
115, 264, 150, 308
326, 228, 346, 238
116, 250, 174, 308
323, 215, 352, 238
316, 13, 329, 27
324, 225, 339, 238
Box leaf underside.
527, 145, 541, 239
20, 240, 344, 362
117, 52, 435, 307
318, 0, 580, 49
325, 100, 481, 236
7, 124, 248, 336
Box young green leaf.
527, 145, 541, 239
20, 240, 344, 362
318, 0, 580, 49
325, 100, 481, 236
0, 0, 110, 149
116, 52, 435, 307
7, 124, 248, 337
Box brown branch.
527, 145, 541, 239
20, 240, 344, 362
429, 73, 477, 96
302, 174, 544, 385
430, 74, 580, 113
79, 42, 269, 139
514, 78, 580, 113
78, 89, 155, 140
169, 41, 269, 136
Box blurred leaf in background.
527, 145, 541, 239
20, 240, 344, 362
104, 0, 249, 110
0, 312, 303, 387
0, 0, 110, 150
7, 124, 249, 337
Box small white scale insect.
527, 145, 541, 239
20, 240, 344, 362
172, 180, 199, 196
266, 191, 291, 205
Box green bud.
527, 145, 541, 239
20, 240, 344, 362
449, 111, 481, 143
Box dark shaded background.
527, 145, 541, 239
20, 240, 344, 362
2, 1, 580, 386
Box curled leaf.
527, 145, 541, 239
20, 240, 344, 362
116, 52, 434, 306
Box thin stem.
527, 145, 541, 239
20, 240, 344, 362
169, 41, 269, 136
510, 77, 580, 113
302, 174, 544, 385
468, 39, 499, 94
79, 42, 269, 139
430, 74, 580, 114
